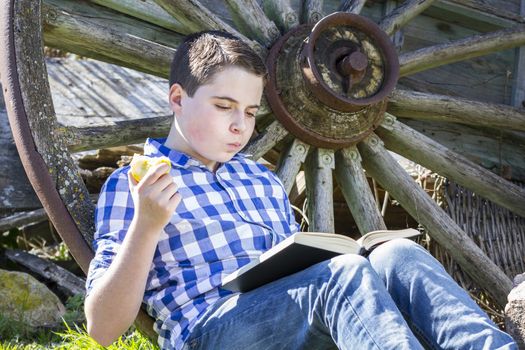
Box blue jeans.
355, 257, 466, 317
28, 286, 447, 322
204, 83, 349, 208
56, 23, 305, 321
182, 239, 517, 349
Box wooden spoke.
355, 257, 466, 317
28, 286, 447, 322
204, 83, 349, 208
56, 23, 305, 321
263, 0, 299, 32
334, 147, 387, 235
379, 0, 437, 36
88, 0, 189, 33
153, 0, 264, 54
339, 0, 367, 14
43, 0, 179, 78
358, 134, 512, 307
60, 116, 172, 152
225, 0, 280, 46
275, 138, 310, 195
303, 0, 324, 24
242, 119, 289, 161
377, 115, 525, 218
400, 25, 525, 76
388, 89, 525, 132
304, 148, 335, 233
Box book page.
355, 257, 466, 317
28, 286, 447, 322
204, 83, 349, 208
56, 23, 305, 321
357, 228, 421, 251
294, 232, 360, 255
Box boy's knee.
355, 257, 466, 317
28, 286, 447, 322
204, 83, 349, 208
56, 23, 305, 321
377, 238, 420, 256
326, 254, 372, 280
368, 238, 424, 273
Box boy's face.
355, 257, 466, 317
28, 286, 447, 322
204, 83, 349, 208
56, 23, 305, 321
168, 66, 264, 171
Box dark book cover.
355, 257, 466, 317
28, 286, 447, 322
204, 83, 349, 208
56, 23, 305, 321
222, 243, 347, 293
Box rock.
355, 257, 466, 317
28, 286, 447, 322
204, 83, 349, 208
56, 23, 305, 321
506, 279, 525, 349
0, 268, 65, 327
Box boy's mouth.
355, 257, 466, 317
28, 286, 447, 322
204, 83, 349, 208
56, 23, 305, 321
227, 142, 242, 150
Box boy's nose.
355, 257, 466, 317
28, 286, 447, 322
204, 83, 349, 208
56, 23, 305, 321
230, 111, 247, 133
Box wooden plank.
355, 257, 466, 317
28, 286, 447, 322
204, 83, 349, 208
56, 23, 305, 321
388, 89, 525, 131
511, 0, 525, 108
399, 25, 525, 76
5, 249, 85, 296
43, 58, 172, 151
0, 88, 41, 210
358, 134, 512, 308
47, 59, 170, 126
275, 138, 310, 195
334, 146, 387, 235
434, 0, 524, 27
377, 115, 525, 218
304, 148, 335, 233
43, 0, 179, 78
379, 0, 437, 35
403, 118, 525, 182
242, 119, 289, 161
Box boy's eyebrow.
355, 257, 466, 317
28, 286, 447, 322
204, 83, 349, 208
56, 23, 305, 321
212, 96, 260, 109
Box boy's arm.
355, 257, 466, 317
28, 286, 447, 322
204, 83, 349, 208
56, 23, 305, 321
85, 163, 180, 346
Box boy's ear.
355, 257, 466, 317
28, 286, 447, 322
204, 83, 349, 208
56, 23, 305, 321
168, 83, 184, 114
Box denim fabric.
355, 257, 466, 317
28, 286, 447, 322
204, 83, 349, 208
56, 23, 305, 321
182, 239, 517, 350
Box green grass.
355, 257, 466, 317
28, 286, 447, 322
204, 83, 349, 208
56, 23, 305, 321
0, 323, 158, 350
0, 294, 159, 350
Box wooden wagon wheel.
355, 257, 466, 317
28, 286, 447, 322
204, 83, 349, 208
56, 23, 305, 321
2, 0, 525, 341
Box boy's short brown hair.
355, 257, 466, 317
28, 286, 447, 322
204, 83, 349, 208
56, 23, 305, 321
169, 31, 267, 96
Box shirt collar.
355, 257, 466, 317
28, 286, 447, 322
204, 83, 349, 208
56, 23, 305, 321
144, 138, 249, 170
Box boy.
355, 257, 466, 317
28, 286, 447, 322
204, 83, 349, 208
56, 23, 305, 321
85, 31, 517, 350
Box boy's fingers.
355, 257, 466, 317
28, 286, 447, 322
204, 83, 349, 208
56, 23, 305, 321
158, 182, 179, 203
140, 163, 171, 185
168, 192, 182, 211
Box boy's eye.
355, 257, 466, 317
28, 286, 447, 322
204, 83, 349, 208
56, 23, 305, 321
215, 104, 231, 110
246, 111, 256, 118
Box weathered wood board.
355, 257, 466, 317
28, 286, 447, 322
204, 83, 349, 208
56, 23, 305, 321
403, 119, 525, 181
0, 84, 41, 212
47, 58, 171, 127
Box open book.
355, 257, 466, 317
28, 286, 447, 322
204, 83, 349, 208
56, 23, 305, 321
222, 228, 421, 293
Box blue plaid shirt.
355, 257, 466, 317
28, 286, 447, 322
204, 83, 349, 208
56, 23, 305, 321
86, 138, 299, 349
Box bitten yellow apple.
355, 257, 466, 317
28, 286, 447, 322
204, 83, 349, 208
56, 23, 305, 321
129, 154, 171, 182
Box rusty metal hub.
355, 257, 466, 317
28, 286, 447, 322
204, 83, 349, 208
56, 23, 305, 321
266, 12, 399, 149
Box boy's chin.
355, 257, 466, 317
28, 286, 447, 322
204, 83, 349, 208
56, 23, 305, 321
216, 154, 236, 163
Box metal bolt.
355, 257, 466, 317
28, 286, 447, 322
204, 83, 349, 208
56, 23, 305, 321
310, 12, 322, 23
338, 51, 368, 77
269, 27, 280, 40
285, 12, 297, 24
384, 115, 394, 125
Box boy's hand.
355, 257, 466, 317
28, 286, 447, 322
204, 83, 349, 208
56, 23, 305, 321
128, 162, 181, 235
